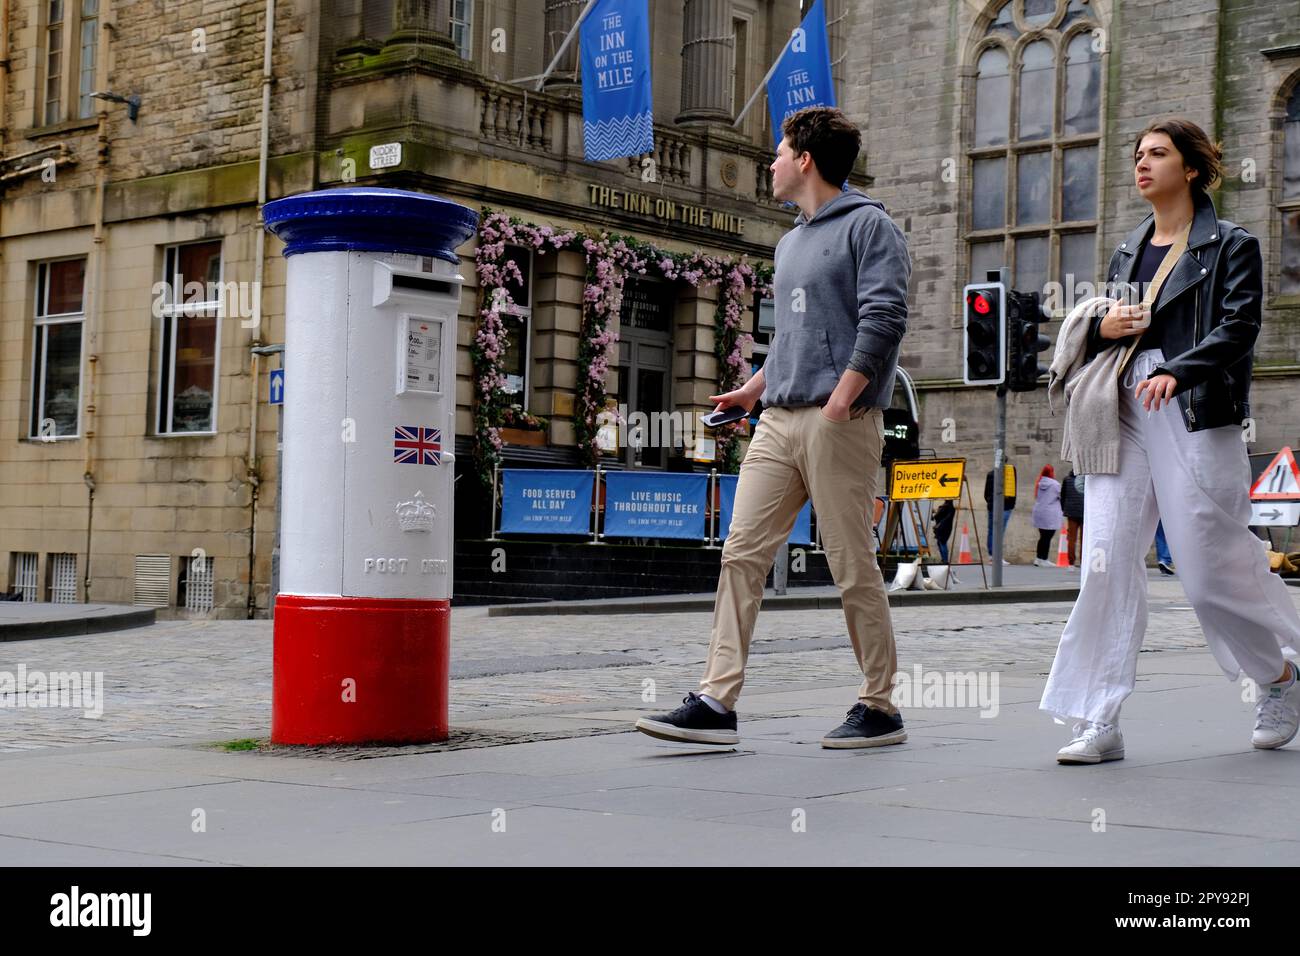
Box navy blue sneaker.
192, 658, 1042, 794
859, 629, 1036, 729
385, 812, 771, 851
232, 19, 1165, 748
821, 703, 907, 749
635, 692, 739, 745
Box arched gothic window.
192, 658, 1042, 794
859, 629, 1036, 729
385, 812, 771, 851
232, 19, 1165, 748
968, 0, 1103, 302
1279, 83, 1300, 297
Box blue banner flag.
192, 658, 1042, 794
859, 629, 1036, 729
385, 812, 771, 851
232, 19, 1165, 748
603, 472, 708, 540
580, 0, 655, 162
499, 469, 594, 535
717, 475, 813, 545
766, 0, 836, 150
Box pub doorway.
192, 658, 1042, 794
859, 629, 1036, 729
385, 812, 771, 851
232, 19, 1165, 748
617, 277, 674, 470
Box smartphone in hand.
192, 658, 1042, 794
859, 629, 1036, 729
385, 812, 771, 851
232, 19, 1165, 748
701, 404, 749, 428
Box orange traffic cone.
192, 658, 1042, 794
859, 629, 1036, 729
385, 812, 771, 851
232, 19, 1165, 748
1056, 521, 1070, 567
956, 523, 973, 564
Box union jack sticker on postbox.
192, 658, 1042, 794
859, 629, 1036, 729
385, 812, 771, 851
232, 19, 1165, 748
393, 425, 442, 466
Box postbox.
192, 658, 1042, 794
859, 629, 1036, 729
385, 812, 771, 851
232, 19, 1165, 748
262, 187, 478, 744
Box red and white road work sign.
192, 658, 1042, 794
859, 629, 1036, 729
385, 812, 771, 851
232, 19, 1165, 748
1249, 447, 1300, 527
1250, 447, 1300, 500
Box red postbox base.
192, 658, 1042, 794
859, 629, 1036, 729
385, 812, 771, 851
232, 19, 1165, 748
271, 594, 450, 745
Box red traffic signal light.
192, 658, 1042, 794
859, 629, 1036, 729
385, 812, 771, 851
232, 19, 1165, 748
962, 282, 1005, 386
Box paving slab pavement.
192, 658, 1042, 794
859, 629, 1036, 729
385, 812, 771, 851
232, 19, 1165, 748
0, 645, 1296, 865
0, 574, 1295, 865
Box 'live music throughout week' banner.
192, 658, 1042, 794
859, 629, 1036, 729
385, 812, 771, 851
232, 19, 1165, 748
717, 474, 813, 545
580, 0, 655, 162
766, 0, 836, 150
499, 469, 594, 535
603, 472, 708, 540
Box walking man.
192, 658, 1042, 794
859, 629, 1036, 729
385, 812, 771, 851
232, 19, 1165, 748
634, 106, 913, 748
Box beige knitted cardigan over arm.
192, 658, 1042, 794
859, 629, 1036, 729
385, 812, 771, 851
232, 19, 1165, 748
1048, 296, 1124, 475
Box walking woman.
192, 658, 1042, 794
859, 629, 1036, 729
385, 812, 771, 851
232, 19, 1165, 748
1030, 465, 1063, 567
1042, 116, 1300, 764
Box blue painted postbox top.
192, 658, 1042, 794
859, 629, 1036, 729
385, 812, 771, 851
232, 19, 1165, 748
263, 187, 479, 262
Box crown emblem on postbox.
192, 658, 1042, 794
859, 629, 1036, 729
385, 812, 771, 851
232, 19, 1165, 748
396, 491, 437, 532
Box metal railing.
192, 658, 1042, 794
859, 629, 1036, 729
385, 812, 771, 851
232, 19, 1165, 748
488, 463, 825, 552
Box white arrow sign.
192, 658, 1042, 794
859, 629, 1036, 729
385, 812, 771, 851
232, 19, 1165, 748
269, 368, 284, 405
1250, 501, 1300, 527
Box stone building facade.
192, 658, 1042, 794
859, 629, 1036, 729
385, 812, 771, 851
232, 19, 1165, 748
7, 0, 1292, 617
844, 0, 1300, 557
1, 0, 858, 616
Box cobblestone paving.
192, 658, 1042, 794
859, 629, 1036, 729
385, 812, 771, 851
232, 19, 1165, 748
0, 580, 1261, 754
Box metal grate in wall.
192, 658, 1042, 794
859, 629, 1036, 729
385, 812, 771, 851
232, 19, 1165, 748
14, 553, 38, 602
49, 553, 77, 603
185, 555, 214, 615
133, 554, 171, 608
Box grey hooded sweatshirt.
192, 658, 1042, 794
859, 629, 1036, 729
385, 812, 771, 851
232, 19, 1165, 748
761, 189, 911, 411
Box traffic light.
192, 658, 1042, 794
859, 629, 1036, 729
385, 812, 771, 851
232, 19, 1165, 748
1006, 290, 1052, 391
881, 406, 919, 465
962, 281, 1005, 386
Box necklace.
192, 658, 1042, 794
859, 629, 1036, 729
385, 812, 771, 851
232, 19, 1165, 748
1152, 215, 1192, 246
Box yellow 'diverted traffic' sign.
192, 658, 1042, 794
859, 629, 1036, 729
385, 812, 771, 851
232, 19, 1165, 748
889, 458, 967, 501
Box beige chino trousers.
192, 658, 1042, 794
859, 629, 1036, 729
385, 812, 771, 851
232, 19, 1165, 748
699, 404, 899, 713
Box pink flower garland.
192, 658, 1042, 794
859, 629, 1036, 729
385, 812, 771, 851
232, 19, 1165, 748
472, 207, 772, 483
471, 212, 576, 480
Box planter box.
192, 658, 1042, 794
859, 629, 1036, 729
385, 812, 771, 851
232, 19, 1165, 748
500, 426, 547, 446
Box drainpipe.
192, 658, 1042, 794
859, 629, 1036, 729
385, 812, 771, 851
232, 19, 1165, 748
82, 11, 115, 601
0, 0, 8, 151
0, 0, 8, 588
245, 0, 276, 619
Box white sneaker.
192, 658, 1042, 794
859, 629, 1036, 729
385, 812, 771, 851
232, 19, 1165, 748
1033, 557, 1053, 568
1253, 665, 1300, 750
1056, 720, 1125, 764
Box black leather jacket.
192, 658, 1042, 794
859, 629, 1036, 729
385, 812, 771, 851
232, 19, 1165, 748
1086, 191, 1263, 432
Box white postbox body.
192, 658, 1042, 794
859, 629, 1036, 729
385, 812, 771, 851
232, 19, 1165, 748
280, 251, 462, 601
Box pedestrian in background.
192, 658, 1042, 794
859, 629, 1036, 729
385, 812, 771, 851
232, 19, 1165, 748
1154, 521, 1175, 575
983, 463, 1016, 565
1031, 465, 1063, 567
1060, 469, 1085, 568
932, 499, 956, 564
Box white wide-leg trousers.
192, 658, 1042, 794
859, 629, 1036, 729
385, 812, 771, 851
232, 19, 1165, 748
1041, 349, 1300, 725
